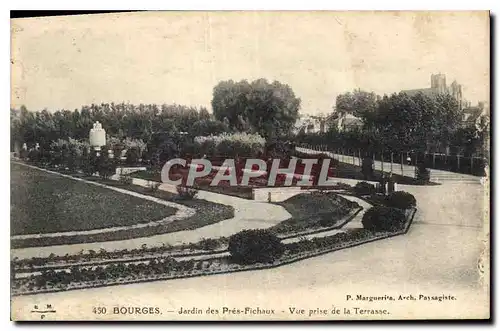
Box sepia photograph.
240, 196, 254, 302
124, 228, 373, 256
9, 10, 490, 321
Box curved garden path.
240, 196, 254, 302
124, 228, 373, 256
11, 176, 488, 320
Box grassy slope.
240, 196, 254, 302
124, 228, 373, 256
271, 192, 359, 233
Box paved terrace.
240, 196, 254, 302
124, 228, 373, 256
295, 147, 483, 184
11, 176, 489, 320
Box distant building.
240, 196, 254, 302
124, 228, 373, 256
336, 113, 363, 132
462, 103, 484, 128
294, 115, 330, 134
402, 73, 464, 109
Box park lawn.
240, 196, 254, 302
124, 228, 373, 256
11, 163, 177, 235
270, 192, 359, 235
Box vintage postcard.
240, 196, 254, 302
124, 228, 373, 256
10, 11, 490, 321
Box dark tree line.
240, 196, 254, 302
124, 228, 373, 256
11, 82, 485, 160
11, 78, 302, 152
300, 90, 485, 157
10, 103, 221, 150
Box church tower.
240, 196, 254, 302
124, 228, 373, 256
431, 73, 447, 93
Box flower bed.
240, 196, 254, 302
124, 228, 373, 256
13, 238, 229, 272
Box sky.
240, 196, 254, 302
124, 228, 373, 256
11, 11, 490, 115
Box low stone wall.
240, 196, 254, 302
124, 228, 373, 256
252, 186, 303, 202
115, 167, 147, 175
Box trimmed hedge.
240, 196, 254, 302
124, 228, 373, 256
228, 229, 284, 264
193, 132, 266, 158
385, 191, 417, 209
354, 181, 376, 196
361, 206, 406, 232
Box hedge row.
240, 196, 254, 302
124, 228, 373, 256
193, 132, 266, 158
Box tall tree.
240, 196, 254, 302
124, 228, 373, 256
335, 89, 378, 125
212, 79, 301, 138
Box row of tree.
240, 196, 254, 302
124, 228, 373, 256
11, 79, 486, 159
11, 79, 302, 152
10, 104, 222, 150
302, 89, 486, 156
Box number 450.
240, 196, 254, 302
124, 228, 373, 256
93, 307, 107, 314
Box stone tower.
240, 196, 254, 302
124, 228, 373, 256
431, 73, 447, 93
450, 80, 464, 109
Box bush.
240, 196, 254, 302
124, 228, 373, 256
152, 139, 179, 170
97, 155, 116, 179
361, 157, 374, 179
197, 238, 221, 251
147, 181, 161, 193
385, 191, 416, 209
361, 206, 406, 232
354, 181, 376, 196
125, 147, 141, 165
20, 149, 29, 160
119, 174, 133, 185
228, 229, 284, 264
193, 133, 266, 158
346, 228, 373, 240
81, 153, 98, 176
333, 182, 352, 190
265, 140, 294, 159
28, 149, 41, 164
176, 186, 198, 200
416, 163, 430, 182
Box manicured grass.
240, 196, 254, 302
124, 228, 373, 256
89, 177, 235, 232
270, 192, 359, 235
11, 163, 177, 235
130, 169, 161, 182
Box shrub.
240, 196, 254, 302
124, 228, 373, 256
265, 140, 294, 159
152, 139, 179, 170
125, 147, 141, 165
385, 191, 416, 209
318, 214, 335, 227
20, 149, 29, 160
176, 185, 198, 200
28, 149, 41, 164
194, 132, 266, 158
361, 206, 406, 232
228, 229, 284, 264
81, 153, 98, 176
147, 181, 161, 193
416, 163, 430, 182
197, 238, 221, 251
361, 157, 374, 180
333, 182, 352, 190
97, 155, 116, 179
354, 181, 376, 196
119, 174, 133, 185
346, 228, 373, 240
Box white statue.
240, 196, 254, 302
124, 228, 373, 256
89, 121, 106, 151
